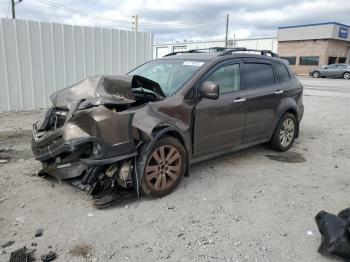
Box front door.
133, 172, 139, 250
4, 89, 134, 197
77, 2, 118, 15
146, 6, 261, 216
323, 64, 337, 77
193, 60, 247, 157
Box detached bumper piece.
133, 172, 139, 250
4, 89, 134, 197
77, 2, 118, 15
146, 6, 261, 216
92, 188, 135, 209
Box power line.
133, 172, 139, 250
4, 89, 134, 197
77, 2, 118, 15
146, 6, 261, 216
34, 0, 132, 25
140, 18, 226, 29
140, 17, 225, 27
15, 9, 131, 30
27, 0, 227, 31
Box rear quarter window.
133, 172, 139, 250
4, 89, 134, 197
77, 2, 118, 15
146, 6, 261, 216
244, 63, 275, 89
272, 62, 290, 83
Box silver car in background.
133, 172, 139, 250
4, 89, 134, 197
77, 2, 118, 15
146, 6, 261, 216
310, 64, 350, 80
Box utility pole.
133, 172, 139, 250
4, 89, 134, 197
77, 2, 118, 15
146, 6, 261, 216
225, 13, 229, 48
10, 0, 22, 19
11, 0, 16, 19
132, 15, 139, 32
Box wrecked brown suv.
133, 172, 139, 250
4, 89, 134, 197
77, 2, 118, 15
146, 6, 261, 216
31, 48, 304, 207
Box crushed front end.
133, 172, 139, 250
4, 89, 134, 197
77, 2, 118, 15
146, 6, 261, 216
31, 74, 165, 207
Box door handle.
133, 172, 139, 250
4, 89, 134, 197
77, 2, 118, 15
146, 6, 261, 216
233, 98, 246, 103
274, 90, 284, 95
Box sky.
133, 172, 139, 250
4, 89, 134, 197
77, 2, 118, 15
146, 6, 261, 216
0, 0, 349, 43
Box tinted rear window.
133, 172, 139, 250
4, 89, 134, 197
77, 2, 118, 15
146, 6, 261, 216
244, 63, 275, 89
272, 62, 290, 83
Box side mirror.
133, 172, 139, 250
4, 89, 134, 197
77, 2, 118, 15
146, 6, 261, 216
199, 81, 219, 100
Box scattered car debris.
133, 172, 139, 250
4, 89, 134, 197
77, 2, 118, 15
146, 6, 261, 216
0, 196, 10, 203
0, 159, 9, 164
40, 251, 56, 262
1, 240, 15, 248
15, 216, 26, 223
34, 228, 43, 237
315, 208, 350, 261
93, 189, 134, 209
307, 230, 314, 236
69, 243, 93, 258
9, 246, 35, 262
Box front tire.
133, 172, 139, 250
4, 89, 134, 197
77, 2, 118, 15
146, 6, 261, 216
269, 113, 297, 152
140, 136, 186, 198
343, 72, 350, 80
312, 71, 320, 78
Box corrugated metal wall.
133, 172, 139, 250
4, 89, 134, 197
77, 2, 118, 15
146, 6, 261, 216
0, 18, 153, 112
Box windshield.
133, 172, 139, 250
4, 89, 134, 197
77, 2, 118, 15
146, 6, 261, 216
129, 59, 205, 96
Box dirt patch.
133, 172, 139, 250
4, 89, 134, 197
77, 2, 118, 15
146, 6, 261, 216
0, 148, 33, 161
265, 151, 306, 163
0, 130, 32, 142
69, 243, 94, 258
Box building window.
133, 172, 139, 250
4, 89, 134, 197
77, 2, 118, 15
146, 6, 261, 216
299, 56, 319, 66
328, 56, 337, 65
281, 56, 296, 65
338, 57, 347, 63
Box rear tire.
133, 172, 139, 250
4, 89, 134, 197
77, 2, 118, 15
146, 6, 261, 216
312, 71, 320, 78
140, 136, 186, 198
269, 113, 297, 152
343, 72, 350, 80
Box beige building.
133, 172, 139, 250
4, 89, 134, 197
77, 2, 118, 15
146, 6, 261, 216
277, 22, 350, 74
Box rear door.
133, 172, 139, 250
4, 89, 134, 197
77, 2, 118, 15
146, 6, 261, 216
193, 59, 247, 157
336, 64, 347, 77
242, 59, 286, 143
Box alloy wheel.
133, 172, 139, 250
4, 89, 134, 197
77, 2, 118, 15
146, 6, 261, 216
279, 118, 295, 147
344, 73, 350, 80
145, 145, 181, 191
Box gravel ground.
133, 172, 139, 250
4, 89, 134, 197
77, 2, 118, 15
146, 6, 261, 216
0, 77, 349, 262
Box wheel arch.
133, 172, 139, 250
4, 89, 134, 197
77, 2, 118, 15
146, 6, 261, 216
313, 70, 321, 77
343, 71, 350, 79
134, 125, 190, 196
271, 105, 299, 140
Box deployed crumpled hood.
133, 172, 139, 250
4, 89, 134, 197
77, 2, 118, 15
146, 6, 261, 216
50, 75, 165, 109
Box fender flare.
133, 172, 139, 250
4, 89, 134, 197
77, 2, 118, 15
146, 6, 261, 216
133, 125, 190, 196
270, 104, 299, 140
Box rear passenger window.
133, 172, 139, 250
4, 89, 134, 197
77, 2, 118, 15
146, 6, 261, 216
272, 62, 290, 83
244, 63, 274, 89
206, 64, 240, 94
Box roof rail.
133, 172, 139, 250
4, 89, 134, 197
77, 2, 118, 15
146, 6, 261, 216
163, 47, 229, 57
163, 47, 279, 57
219, 47, 279, 57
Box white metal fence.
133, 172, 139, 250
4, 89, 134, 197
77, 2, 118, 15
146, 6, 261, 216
0, 18, 153, 112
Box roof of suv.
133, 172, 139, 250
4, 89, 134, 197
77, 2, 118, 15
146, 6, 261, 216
158, 47, 285, 63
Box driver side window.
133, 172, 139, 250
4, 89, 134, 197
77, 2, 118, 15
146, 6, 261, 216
206, 64, 240, 94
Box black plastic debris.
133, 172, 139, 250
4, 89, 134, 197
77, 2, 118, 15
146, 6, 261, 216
41, 251, 56, 262
9, 246, 35, 262
1, 240, 15, 248
315, 209, 350, 262
35, 228, 43, 237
